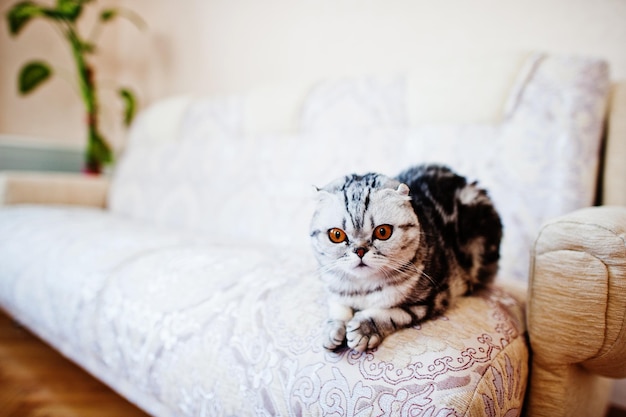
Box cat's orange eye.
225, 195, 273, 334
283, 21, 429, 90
373, 225, 393, 241
328, 228, 348, 244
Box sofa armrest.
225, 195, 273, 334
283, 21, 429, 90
528, 205, 626, 376
0, 171, 109, 208
527, 206, 626, 416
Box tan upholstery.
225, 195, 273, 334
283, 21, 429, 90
0, 171, 109, 208
527, 206, 626, 417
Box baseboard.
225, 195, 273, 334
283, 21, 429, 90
0, 134, 83, 173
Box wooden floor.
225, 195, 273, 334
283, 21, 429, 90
0, 310, 149, 417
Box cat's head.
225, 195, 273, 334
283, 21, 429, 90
310, 173, 422, 282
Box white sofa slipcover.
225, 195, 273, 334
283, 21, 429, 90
0, 53, 622, 416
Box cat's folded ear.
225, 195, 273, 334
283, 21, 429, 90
397, 183, 410, 196
312, 185, 333, 201
381, 183, 411, 202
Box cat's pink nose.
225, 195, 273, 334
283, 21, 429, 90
355, 247, 368, 258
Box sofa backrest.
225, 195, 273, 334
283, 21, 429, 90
108, 53, 610, 282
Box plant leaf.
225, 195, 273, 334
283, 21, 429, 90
100, 9, 117, 22
43, 0, 82, 22
88, 131, 113, 164
119, 88, 137, 126
18, 61, 53, 94
80, 41, 96, 53
85, 130, 114, 173
6, 1, 44, 35
51, 0, 83, 21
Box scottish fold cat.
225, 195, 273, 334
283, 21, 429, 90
310, 163, 502, 352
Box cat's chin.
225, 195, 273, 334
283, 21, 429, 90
351, 264, 370, 275
347, 262, 385, 280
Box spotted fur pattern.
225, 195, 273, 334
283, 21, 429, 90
310, 164, 502, 352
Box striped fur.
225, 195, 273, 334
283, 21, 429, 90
310, 163, 502, 352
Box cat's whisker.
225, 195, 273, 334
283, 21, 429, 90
384, 258, 441, 290
316, 256, 358, 278
317, 261, 341, 275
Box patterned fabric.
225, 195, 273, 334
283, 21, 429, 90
300, 75, 408, 130
0, 206, 527, 417
0, 54, 609, 416
109, 54, 610, 282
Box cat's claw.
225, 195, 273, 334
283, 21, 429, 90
323, 319, 346, 350
346, 316, 382, 352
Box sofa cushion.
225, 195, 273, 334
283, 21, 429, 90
0, 205, 527, 416
0, 206, 194, 347
109, 54, 610, 283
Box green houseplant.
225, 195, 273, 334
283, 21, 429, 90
5, 0, 143, 174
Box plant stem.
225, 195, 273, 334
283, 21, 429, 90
65, 23, 112, 174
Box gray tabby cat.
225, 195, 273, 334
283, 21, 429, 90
310, 163, 502, 352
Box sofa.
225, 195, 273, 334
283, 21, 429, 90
1, 53, 625, 417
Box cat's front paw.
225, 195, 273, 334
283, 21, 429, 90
346, 314, 382, 353
323, 319, 346, 350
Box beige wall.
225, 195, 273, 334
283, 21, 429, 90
1, 0, 626, 149
114, 0, 626, 95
